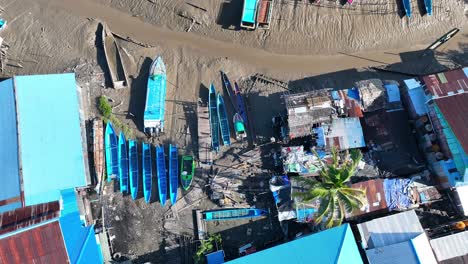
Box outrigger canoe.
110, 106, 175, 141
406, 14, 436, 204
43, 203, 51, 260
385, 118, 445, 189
118, 132, 129, 193
128, 140, 139, 200
142, 143, 152, 203
217, 93, 231, 146
202, 208, 268, 221
105, 122, 119, 182
169, 144, 179, 205
144, 56, 167, 136
156, 145, 167, 206
180, 155, 195, 190
209, 84, 220, 152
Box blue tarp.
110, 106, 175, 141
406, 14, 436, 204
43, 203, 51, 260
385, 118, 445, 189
347, 87, 360, 101
206, 250, 225, 264
383, 179, 413, 210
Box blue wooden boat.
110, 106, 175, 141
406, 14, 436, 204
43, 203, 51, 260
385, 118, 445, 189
202, 208, 268, 221
217, 93, 231, 146
169, 144, 178, 205
128, 140, 139, 200
156, 145, 167, 206
220, 71, 237, 111
424, 0, 432, 15
144, 56, 166, 136
402, 0, 411, 17
118, 132, 129, 193
105, 122, 119, 182
234, 82, 248, 128
142, 143, 152, 203
209, 84, 220, 152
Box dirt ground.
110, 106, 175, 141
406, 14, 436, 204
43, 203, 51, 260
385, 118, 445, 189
0, 0, 468, 263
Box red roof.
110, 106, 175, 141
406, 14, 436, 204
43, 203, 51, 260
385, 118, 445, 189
422, 68, 468, 97
435, 93, 468, 153
347, 179, 388, 218
0, 221, 69, 264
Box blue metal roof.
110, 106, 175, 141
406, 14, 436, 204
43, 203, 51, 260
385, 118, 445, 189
14, 73, 86, 206
405, 81, 428, 116
59, 212, 103, 264
60, 188, 79, 216
384, 84, 401, 103
0, 78, 21, 212
227, 224, 362, 264
206, 250, 225, 264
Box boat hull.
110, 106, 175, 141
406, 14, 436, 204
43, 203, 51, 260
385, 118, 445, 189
402, 0, 412, 17
217, 94, 231, 146
93, 119, 104, 192
118, 132, 129, 193
202, 208, 268, 221
129, 140, 139, 200
144, 56, 167, 135
156, 145, 167, 206
234, 82, 248, 128
180, 156, 195, 190
105, 122, 119, 182
142, 143, 152, 203
101, 22, 128, 89
169, 145, 178, 205
424, 0, 432, 15
220, 71, 237, 111
209, 84, 220, 152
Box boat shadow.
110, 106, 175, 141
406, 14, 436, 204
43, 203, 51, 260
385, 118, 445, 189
94, 22, 112, 88
128, 57, 153, 132
216, 0, 243, 30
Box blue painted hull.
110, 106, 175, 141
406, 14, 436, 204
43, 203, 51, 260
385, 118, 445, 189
169, 144, 178, 205
105, 122, 119, 182
144, 56, 166, 135
156, 145, 167, 206
118, 132, 129, 193
234, 82, 248, 127
142, 143, 152, 203
203, 208, 268, 221
220, 71, 237, 111
209, 84, 220, 152
402, 0, 411, 17
128, 140, 139, 200
424, 0, 432, 15
217, 94, 231, 146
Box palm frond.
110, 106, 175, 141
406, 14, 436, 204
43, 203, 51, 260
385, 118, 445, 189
337, 190, 361, 212
315, 194, 334, 224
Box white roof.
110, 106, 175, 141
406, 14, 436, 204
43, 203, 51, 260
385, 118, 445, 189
403, 79, 422, 90
456, 185, 468, 216
430, 231, 468, 261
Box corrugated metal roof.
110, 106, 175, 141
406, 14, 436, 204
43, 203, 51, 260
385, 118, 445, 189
227, 224, 362, 264
435, 93, 468, 154
430, 231, 468, 262
357, 210, 424, 249
455, 185, 468, 216
206, 250, 225, 264
0, 220, 69, 264
422, 68, 468, 97
384, 84, 401, 103
0, 78, 21, 212
324, 117, 365, 150
347, 179, 387, 218
14, 73, 86, 206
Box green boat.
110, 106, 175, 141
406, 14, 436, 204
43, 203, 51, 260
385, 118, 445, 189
180, 155, 194, 190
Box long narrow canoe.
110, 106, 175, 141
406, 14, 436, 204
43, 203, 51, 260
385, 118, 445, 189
93, 119, 104, 192
217, 94, 231, 146
142, 143, 152, 203
144, 56, 167, 136
128, 140, 139, 200
105, 122, 119, 182
234, 82, 248, 128
220, 71, 237, 111
424, 0, 432, 15
118, 132, 129, 193
156, 145, 167, 206
180, 155, 195, 190
402, 0, 411, 17
202, 208, 268, 221
209, 84, 220, 152
101, 22, 128, 89
169, 144, 178, 205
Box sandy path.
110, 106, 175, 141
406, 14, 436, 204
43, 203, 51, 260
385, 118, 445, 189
37, 0, 468, 76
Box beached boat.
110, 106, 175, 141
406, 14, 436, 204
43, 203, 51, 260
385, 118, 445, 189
101, 22, 129, 89
197, 101, 213, 164
180, 155, 195, 190
93, 119, 104, 192
217, 94, 231, 146
128, 140, 139, 200
241, 0, 258, 29
144, 56, 167, 136
169, 144, 179, 205
424, 0, 432, 15
142, 143, 152, 203
118, 132, 129, 193
105, 122, 119, 182
156, 145, 167, 206
220, 71, 237, 111
402, 0, 411, 17
233, 113, 247, 141
202, 208, 268, 221
256, 0, 274, 29
209, 84, 220, 152
234, 82, 248, 126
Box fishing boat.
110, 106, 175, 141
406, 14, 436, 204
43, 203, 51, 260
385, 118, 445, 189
402, 0, 411, 17
217, 94, 231, 146
202, 208, 268, 221
142, 143, 152, 203
241, 0, 258, 29
233, 113, 247, 141
118, 132, 129, 193
169, 144, 179, 205
180, 155, 195, 190
101, 22, 129, 89
197, 101, 213, 164
93, 119, 104, 193
234, 82, 248, 127
209, 84, 220, 152
256, 0, 274, 29
144, 56, 167, 136
105, 122, 119, 182
128, 140, 139, 200
156, 145, 167, 206
220, 71, 237, 111
424, 0, 432, 15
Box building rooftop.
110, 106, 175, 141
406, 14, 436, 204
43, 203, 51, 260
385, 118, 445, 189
430, 231, 468, 263
226, 223, 362, 264
346, 179, 387, 219
422, 67, 468, 98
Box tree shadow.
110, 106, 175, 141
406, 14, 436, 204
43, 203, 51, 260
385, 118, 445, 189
216, 0, 243, 30
128, 57, 153, 132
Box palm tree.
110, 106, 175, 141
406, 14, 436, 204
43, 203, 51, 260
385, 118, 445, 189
293, 147, 366, 228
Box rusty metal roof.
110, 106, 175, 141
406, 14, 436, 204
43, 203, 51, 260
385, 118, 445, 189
435, 93, 468, 153
347, 179, 387, 218
422, 68, 468, 97
0, 221, 69, 264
